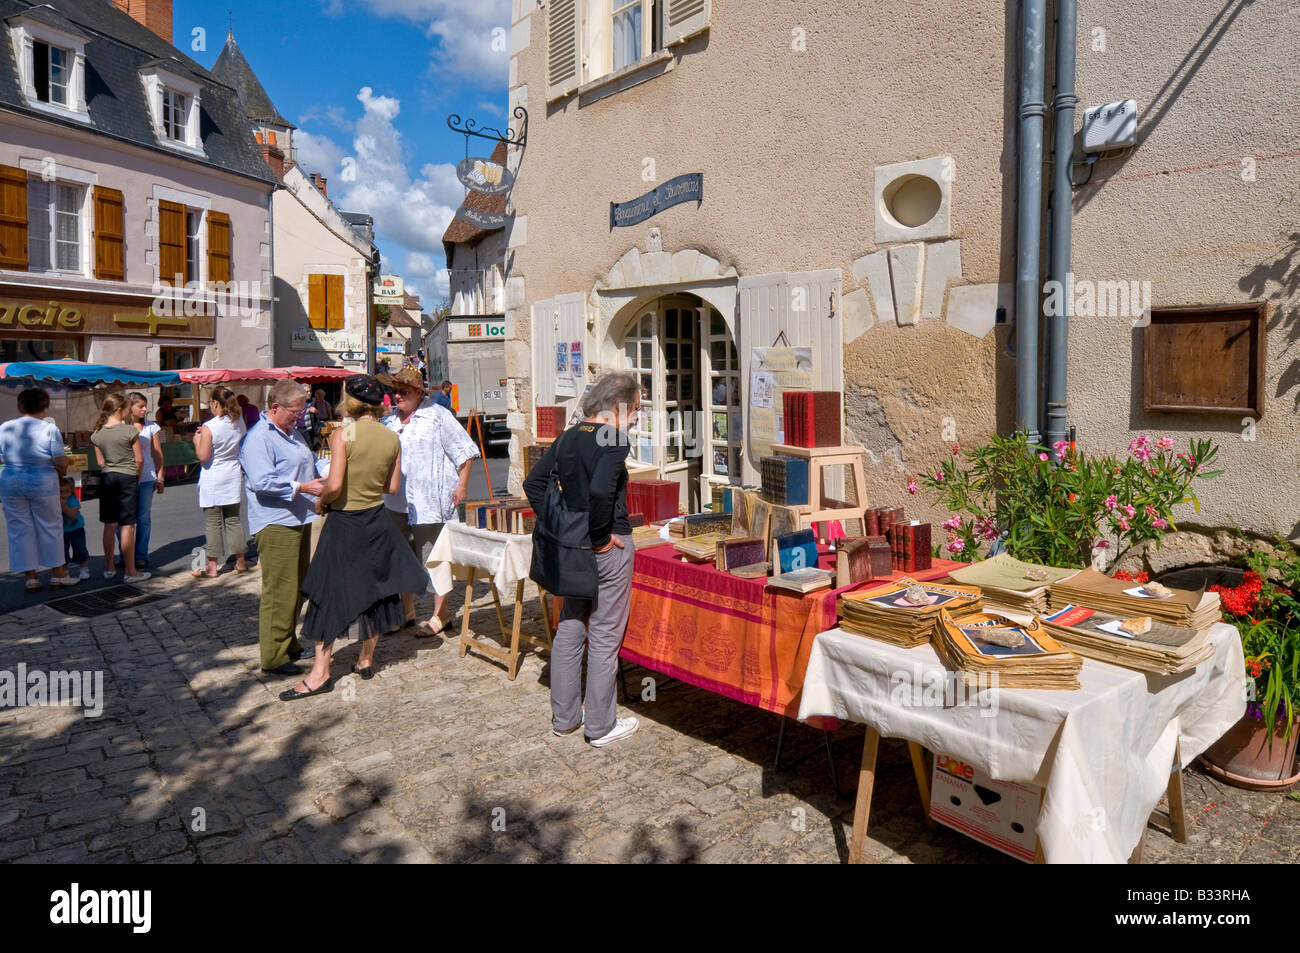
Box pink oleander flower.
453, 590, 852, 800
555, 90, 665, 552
1094, 540, 1111, 550
942, 515, 962, 531
1153, 518, 1168, 530
1052, 440, 1069, 462
1122, 504, 1136, 518
934, 470, 945, 483
946, 538, 965, 554
975, 516, 999, 541
907, 478, 918, 494
951, 444, 961, 455
1104, 494, 1118, 510
1145, 505, 1158, 518
1156, 437, 1174, 450
1039, 452, 1049, 461
1117, 516, 1130, 532
1129, 435, 1152, 463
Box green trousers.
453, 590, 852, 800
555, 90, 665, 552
256, 523, 310, 670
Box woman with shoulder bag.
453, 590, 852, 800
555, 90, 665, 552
523, 372, 641, 748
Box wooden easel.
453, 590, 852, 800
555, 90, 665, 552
769, 443, 870, 542
846, 731, 1189, 864
459, 569, 554, 681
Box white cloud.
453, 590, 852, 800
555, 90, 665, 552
293, 129, 345, 179
345, 0, 510, 84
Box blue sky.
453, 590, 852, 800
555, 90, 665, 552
175, 0, 512, 302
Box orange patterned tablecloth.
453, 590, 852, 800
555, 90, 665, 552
621, 543, 966, 717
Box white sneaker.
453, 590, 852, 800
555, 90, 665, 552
124, 572, 151, 583
78, 567, 91, 580
587, 717, 638, 748
103, 571, 116, 579
55, 576, 80, 587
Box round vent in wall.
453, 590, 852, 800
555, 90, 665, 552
881, 174, 942, 229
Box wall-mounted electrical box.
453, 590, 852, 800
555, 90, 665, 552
1082, 98, 1138, 153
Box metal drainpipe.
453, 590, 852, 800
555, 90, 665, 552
1044, 0, 1078, 449
1015, 0, 1047, 442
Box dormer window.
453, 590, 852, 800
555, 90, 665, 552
7, 12, 91, 121
161, 88, 188, 141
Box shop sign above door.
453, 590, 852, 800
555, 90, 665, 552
456, 156, 515, 195
610, 173, 703, 229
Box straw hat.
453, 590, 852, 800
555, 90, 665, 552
378, 366, 428, 392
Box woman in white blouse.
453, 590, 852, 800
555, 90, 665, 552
194, 387, 248, 578
380, 367, 479, 634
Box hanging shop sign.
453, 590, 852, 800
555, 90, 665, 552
456, 156, 515, 195
453, 205, 507, 230
610, 173, 703, 229
374, 275, 405, 302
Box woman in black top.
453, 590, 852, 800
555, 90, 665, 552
524, 372, 642, 748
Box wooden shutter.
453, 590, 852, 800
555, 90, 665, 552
307, 273, 327, 329
0, 165, 28, 271
158, 200, 186, 285
92, 187, 125, 281
736, 270, 843, 484
326, 274, 344, 330
662, 0, 710, 47
207, 211, 232, 283
546, 0, 581, 102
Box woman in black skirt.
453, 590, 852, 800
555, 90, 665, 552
281, 375, 430, 701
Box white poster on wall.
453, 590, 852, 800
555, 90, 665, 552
749, 346, 813, 460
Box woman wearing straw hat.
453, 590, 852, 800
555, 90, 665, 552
380, 365, 480, 635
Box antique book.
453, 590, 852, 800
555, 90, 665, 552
525, 443, 550, 476
760, 456, 810, 506
782, 391, 842, 448
887, 521, 932, 573
947, 553, 1079, 613
768, 567, 835, 594
536, 406, 566, 440
715, 536, 767, 572
1048, 568, 1220, 628
1038, 604, 1214, 675
684, 512, 734, 537
839, 577, 984, 648
627, 479, 680, 523
835, 535, 894, 588
934, 611, 1082, 690
673, 532, 730, 562
731, 562, 771, 579
773, 528, 819, 574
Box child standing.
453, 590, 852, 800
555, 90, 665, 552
60, 477, 91, 580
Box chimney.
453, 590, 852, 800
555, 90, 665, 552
113, 0, 174, 45
261, 143, 286, 182
310, 173, 328, 198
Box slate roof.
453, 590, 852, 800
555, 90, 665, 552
0, 0, 275, 184
210, 31, 293, 129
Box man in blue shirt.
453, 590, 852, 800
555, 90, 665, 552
432, 380, 453, 410
239, 380, 325, 676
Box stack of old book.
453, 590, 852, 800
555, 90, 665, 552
768, 567, 835, 594
948, 553, 1080, 614
462, 499, 535, 534
933, 610, 1082, 690
839, 577, 984, 648
865, 505, 906, 537
760, 455, 811, 505
631, 524, 665, 549
668, 512, 733, 539
834, 535, 893, 588
781, 391, 842, 447
627, 479, 680, 523
673, 532, 731, 562
1037, 603, 1214, 675
886, 520, 932, 572
535, 406, 566, 440
1048, 569, 1221, 629
731, 490, 801, 541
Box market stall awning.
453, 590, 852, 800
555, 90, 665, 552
276, 366, 356, 383
0, 360, 181, 388
178, 368, 285, 384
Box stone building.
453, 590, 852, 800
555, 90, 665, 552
502, 0, 1299, 561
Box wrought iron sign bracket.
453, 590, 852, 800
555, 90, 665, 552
446, 105, 528, 150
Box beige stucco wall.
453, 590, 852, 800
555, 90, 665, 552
0, 111, 273, 372
1069, 0, 1300, 558
505, 0, 1018, 504
271, 166, 374, 369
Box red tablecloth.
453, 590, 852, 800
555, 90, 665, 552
621, 543, 966, 718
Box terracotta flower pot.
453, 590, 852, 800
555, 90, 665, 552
1198, 713, 1300, 791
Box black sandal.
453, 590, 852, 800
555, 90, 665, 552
352, 664, 374, 680
279, 677, 334, 701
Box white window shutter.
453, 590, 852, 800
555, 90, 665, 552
531, 297, 558, 415
787, 269, 844, 397
546, 0, 582, 102
556, 291, 586, 413
662, 0, 711, 47
736, 272, 788, 483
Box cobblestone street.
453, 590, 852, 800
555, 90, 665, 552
0, 569, 1296, 864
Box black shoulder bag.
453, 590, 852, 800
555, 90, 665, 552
528, 430, 598, 599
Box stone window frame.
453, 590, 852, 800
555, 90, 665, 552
7, 17, 92, 124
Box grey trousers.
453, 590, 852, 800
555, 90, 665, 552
551, 534, 635, 739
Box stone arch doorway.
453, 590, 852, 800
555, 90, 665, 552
611, 292, 742, 512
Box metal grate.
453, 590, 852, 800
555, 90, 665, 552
45, 584, 160, 618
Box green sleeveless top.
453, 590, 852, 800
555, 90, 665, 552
337, 418, 400, 511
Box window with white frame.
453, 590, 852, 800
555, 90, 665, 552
33, 41, 70, 106
8, 17, 90, 120
27, 179, 84, 274
161, 88, 188, 142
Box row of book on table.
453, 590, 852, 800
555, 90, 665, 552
835, 552, 1222, 688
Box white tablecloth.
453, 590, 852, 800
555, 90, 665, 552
426, 521, 534, 599
797, 623, 1244, 863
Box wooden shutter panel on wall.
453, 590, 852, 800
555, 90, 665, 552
0, 165, 28, 271
662, 0, 711, 47
546, 0, 581, 102
158, 200, 186, 285
207, 211, 232, 283
93, 187, 125, 281
307, 273, 327, 329
326, 274, 344, 330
